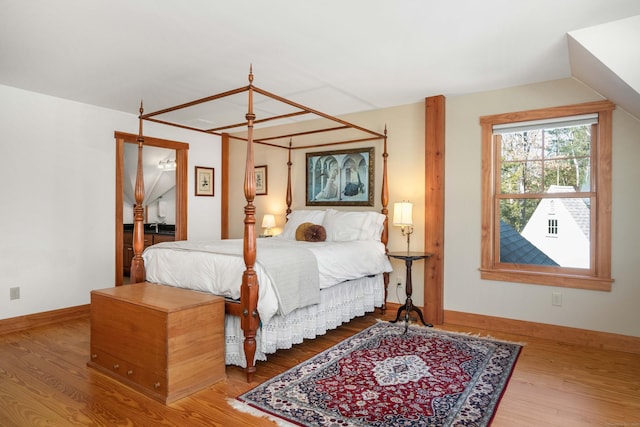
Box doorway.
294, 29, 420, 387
114, 131, 189, 286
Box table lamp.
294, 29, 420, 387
393, 201, 413, 252
261, 214, 276, 237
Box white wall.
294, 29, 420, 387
0, 85, 220, 320
445, 78, 640, 337
143, 187, 176, 225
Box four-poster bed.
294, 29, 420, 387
128, 68, 391, 382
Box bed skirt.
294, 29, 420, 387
224, 274, 385, 367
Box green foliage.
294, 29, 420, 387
500, 199, 539, 233
498, 124, 591, 231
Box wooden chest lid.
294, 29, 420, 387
91, 282, 221, 313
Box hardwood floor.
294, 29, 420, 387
1, 310, 639, 427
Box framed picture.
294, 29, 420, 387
255, 165, 268, 195
306, 147, 374, 206
195, 166, 214, 196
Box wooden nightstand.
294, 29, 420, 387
387, 251, 434, 332
88, 282, 225, 403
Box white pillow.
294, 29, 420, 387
360, 211, 386, 241
322, 209, 386, 242
280, 210, 327, 240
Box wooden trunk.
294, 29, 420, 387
88, 282, 225, 404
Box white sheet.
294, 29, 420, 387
143, 238, 392, 326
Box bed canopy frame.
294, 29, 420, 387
129, 67, 389, 381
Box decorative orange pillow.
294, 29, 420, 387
295, 222, 315, 241
304, 224, 327, 242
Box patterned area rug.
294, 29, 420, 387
232, 321, 522, 426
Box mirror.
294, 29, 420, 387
123, 144, 176, 224
114, 131, 189, 286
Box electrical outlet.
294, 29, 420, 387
10, 287, 20, 300
551, 292, 562, 307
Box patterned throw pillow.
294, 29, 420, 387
304, 224, 327, 242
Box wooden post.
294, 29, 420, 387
380, 126, 389, 313
130, 102, 146, 284
425, 95, 445, 325
286, 139, 293, 216
240, 68, 260, 382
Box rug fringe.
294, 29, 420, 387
375, 318, 527, 346
227, 398, 298, 427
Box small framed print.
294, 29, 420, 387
195, 166, 214, 196
255, 165, 267, 195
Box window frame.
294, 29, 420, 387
479, 100, 615, 291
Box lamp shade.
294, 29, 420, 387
261, 214, 276, 229
393, 202, 413, 226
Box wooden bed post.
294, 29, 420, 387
286, 139, 293, 216
241, 68, 260, 382
380, 126, 389, 313
130, 102, 146, 284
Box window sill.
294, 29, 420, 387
479, 268, 613, 291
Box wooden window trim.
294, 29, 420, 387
479, 100, 615, 291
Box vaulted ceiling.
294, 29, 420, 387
1, 1, 639, 120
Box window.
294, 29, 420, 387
480, 101, 615, 290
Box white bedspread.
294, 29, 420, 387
142, 238, 392, 326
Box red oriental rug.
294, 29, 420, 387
232, 321, 522, 426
